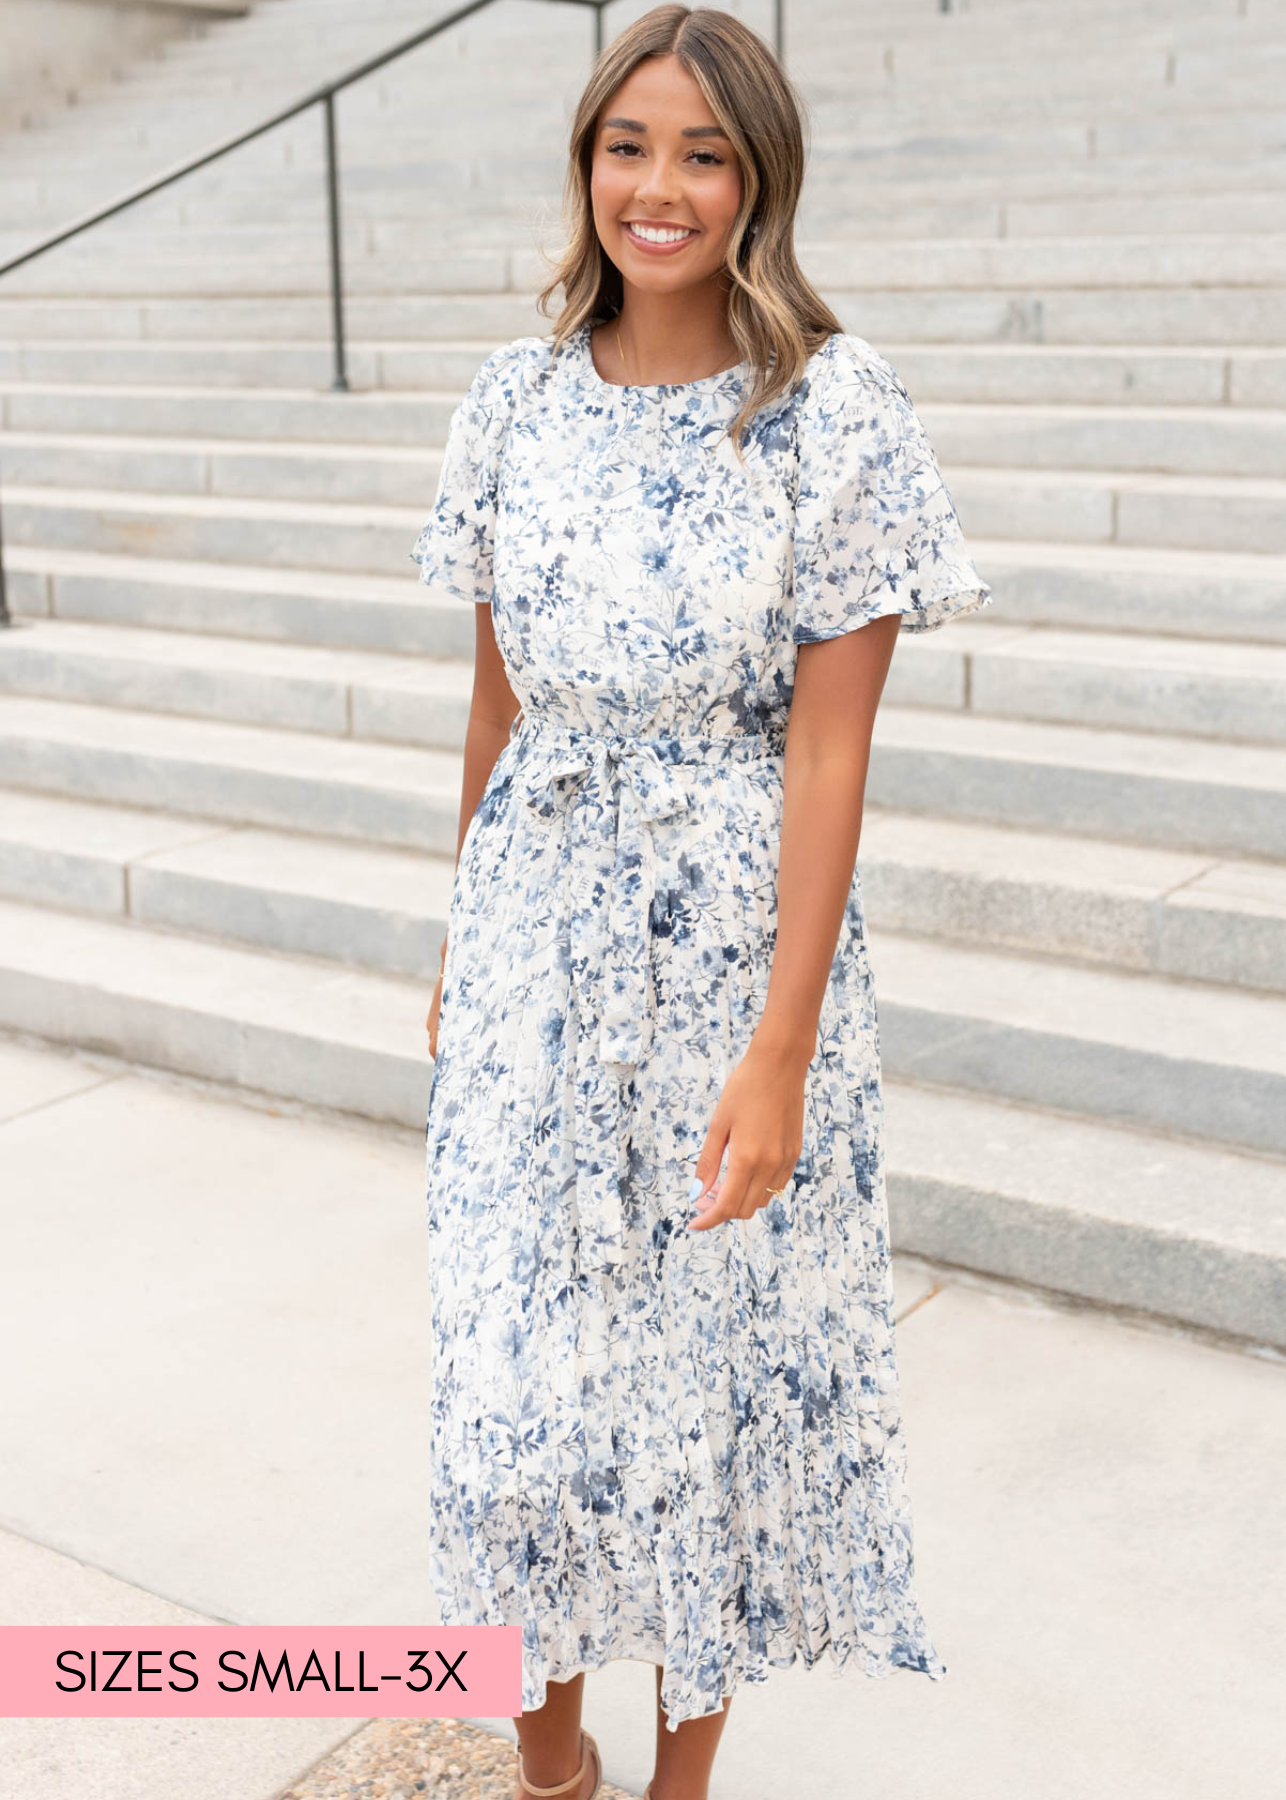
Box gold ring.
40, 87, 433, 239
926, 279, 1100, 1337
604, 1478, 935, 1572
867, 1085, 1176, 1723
764, 1185, 786, 1200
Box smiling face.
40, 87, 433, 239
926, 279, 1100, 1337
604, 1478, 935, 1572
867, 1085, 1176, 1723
589, 53, 744, 297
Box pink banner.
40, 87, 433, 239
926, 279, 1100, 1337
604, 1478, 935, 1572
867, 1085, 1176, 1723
0, 1626, 521, 1718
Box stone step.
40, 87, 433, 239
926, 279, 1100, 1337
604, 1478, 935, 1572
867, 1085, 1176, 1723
2, 545, 475, 658
954, 468, 1286, 556
857, 809, 1286, 998
813, 151, 1286, 203
0, 891, 432, 1127
0, 690, 1282, 863
831, 287, 1286, 347
0, 482, 430, 574
0, 788, 455, 979
0, 426, 442, 507
892, 343, 1284, 407
5, 338, 1285, 409
2, 783, 1282, 998
0, 248, 518, 300
0, 693, 464, 853
837, 109, 1286, 162
875, 926, 1286, 1157
868, 704, 1286, 860
959, 623, 1286, 746
884, 1080, 1286, 1349
808, 0, 1285, 51
807, 67, 1286, 112
4, 613, 1285, 751
969, 538, 1286, 641
0, 381, 457, 447
0, 617, 474, 746
928, 401, 1286, 477
1001, 190, 1286, 239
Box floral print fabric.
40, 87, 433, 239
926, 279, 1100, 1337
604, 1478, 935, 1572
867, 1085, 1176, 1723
410, 319, 991, 1728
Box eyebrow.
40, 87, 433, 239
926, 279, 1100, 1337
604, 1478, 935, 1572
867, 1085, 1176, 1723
600, 115, 730, 139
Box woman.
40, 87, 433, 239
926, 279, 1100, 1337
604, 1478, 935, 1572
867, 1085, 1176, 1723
412, 8, 991, 1798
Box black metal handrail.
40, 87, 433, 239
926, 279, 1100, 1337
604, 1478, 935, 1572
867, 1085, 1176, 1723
0, 0, 793, 625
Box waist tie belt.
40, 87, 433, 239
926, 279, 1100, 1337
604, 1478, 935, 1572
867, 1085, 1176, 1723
513, 713, 786, 1081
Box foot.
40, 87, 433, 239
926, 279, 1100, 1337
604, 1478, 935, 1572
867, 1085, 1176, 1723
514, 1727, 601, 1800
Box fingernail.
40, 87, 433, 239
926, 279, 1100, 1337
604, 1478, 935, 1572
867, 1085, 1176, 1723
687, 1177, 704, 1201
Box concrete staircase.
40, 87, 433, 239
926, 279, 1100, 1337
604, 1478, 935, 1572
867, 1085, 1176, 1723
1, 0, 1283, 1348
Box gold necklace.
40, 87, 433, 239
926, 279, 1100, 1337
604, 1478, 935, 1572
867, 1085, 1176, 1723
614, 320, 738, 384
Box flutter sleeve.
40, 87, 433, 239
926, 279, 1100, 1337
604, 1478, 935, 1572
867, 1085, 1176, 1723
791, 333, 992, 640
409, 343, 519, 604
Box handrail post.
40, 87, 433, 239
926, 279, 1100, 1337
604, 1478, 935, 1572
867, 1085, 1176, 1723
594, 1, 604, 59
322, 91, 349, 393
775, 0, 784, 59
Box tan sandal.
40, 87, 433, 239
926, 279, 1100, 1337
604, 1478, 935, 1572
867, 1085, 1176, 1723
516, 1727, 602, 1799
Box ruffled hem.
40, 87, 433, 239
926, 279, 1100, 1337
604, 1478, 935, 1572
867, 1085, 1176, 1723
442, 1611, 947, 1731
793, 571, 993, 642
430, 1461, 947, 1731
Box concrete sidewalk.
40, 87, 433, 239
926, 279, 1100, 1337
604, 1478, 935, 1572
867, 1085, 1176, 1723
0, 1031, 1282, 1800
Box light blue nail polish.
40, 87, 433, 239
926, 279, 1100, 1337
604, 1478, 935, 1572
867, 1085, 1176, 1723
687, 1177, 704, 1201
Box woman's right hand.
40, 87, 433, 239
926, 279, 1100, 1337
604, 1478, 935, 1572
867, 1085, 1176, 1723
426, 972, 444, 1061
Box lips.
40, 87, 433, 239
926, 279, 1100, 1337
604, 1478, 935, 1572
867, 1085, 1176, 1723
623, 221, 699, 253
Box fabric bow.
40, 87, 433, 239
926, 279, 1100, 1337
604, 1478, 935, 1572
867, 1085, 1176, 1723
519, 732, 691, 1078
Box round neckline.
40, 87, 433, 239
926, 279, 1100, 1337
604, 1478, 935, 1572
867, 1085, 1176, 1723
574, 319, 751, 395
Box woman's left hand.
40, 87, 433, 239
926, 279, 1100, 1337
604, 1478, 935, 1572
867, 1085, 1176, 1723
686, 1033, 811, 1231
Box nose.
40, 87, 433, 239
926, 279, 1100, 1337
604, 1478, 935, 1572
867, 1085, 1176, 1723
632, 153, 684, 209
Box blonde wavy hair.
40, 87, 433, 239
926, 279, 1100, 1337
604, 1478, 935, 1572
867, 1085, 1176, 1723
534, 2, 843, 460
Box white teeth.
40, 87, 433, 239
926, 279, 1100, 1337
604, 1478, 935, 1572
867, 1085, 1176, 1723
628, 223, 695, 244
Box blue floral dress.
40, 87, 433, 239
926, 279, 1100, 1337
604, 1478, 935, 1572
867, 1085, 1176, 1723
410, 318, 991, 1729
